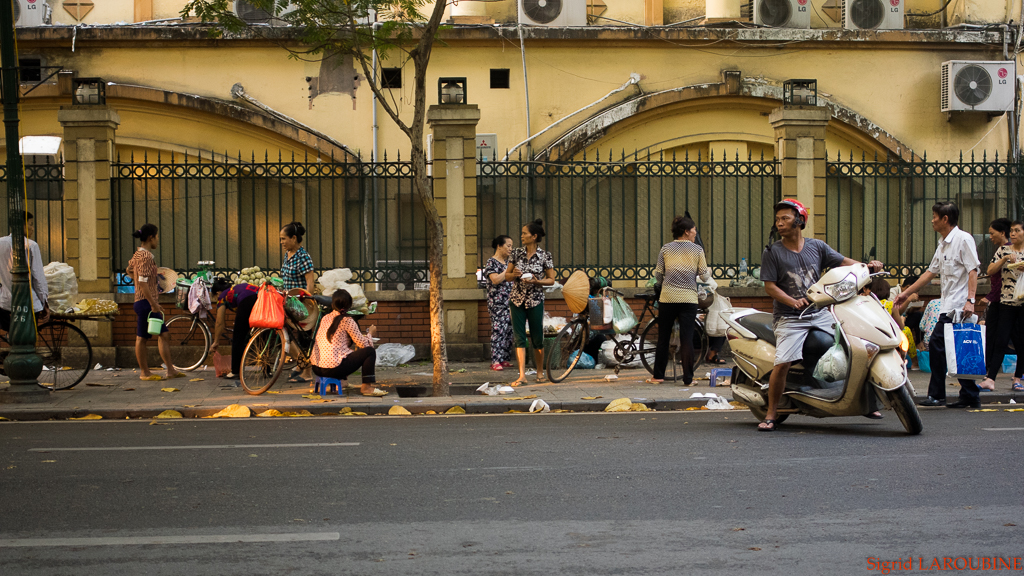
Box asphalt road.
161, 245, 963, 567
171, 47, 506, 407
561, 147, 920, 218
1, 409, 1022, 575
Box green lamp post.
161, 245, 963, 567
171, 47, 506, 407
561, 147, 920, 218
0, 0, 46, 403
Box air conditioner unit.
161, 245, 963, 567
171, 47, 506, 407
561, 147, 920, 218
754, 0, 811, 28
941, 61, 1016, 113
518, 0, 587, 27
14, 0, 48, 27
234, 0, 297, 24
843, 0, 903, 30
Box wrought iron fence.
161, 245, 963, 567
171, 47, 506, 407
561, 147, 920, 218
111, 152, 426, 286
826, 152, 1023, 276
0, 156, 66, 264
478, 151, 780, 280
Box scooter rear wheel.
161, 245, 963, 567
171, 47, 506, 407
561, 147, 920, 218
885, 385, 923, 435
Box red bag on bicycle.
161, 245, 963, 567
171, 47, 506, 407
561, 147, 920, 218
249, 284, 285, 329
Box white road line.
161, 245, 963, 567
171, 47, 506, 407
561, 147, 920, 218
0, 532, 341, 548
983, 427, 1024, 431
28, 442, 359, 452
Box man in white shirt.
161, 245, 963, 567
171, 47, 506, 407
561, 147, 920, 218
0, 211, 49, 332
894, 202, 981, 409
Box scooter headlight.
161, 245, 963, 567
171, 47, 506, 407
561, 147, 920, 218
823, 274, 858, 302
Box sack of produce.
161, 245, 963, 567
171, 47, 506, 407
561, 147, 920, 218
43, 262, 79, 311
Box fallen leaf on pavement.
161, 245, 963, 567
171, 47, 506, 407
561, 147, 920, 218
154, 410, 183, 419
604, 398, 632, 412
257, 409, 282, 418
69, 414, 102, 420
503, 395, 538, 400
969, 409, 998, 412
1005, 409, 1024, 412
204, 404, 250, 418
311, 399, 334, 403
339, 411, 367, 416
339, 407, 353, 414
506, 409, 525, 413
749, 547, 761, 551
266, 391, 280, 394
189, 378, 204, 382
732, 528, 745, 531
425, 410, 437, 414
149, 421, 168, 426
41, 460, 56, 463
685, 406, 708, 411
0, 416, 9, 421
284, 410, 314, 417
445, 406, 466, 415
302, 394, 322, 400
629, 403, 652, 412
389, 406, 412, 416
160, 388, 180, 393
123, 388, 135, 391
86, 382, 115, 387
183, 404, 198, 408
581, 396, 603, 400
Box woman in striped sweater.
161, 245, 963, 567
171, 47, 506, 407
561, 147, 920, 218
650, 216, 710, 385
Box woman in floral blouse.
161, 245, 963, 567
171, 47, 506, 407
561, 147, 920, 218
483, 235, 514, 371
986, 220, 1024, 391
506, 219, 555, 385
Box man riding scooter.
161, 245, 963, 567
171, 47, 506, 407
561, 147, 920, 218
758, 199, 883, 432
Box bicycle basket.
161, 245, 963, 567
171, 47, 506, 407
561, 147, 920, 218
175, 280, 193, 309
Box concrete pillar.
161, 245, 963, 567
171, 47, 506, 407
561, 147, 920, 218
58, 105, 120, 366
427, 104, 481, 349
768, 106, 830, 240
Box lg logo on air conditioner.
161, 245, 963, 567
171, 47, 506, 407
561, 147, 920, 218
798, 0, 808, 12
890, 0, 899, 12
998, 68, 1009, 85
27, 0, 37, 9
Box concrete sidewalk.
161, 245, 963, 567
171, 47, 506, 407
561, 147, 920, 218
0, 359, 1020, 421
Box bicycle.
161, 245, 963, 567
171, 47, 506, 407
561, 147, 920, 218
0, 316, 94, 391
545, 288, 709, 383
239, 289, 335, 395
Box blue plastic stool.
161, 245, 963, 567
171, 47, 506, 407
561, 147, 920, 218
315, 376, 344, 396
709, 367, 732, 387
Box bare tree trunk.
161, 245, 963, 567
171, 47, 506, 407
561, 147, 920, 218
410, 144, 449, 396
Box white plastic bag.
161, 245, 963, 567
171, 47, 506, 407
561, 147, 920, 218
705, 291, 732, 338
705, 396, 734, 410
1015, 271, 1024, 302
812, 324, 848, 383
43, 262, 78, 311
375, 343, 416, 367
318, 268, 368, 313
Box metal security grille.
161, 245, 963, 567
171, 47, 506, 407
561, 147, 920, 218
110, 152, 426, 285
825, 152, 1023, 276
478, 151, 780, 281
0, 156, 66, 264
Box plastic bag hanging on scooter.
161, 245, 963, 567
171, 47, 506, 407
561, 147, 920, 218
812, 322, 848, 383
943, 312, 986, 378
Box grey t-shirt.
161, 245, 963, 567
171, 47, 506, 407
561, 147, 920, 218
760, 238, 845, 320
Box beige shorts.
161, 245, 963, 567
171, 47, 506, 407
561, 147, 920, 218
772, 312, 835, 366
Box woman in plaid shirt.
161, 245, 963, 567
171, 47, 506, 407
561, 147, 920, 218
280, 221, 316, 293
280, 221, 316, 382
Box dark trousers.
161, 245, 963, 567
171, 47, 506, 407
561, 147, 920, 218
313, 347, 377, 384
927, 315, 979, 402
988, 302, 1024, 379
653, 302, 697, 383
230, 295, 258, 375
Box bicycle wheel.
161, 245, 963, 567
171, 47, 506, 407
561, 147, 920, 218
547, 319, 589, 383
240, 328, 286, 395
36, 321, 92, 391
164, 314, 211, 372
692, 321, 709, 372
639, 319, 660, 376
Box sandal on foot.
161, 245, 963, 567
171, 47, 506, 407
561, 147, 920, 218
287, 375, 310, 383
706, 356, 727, 365
863, 412, 884, 420
140, 375, 164, 381
510, 378, 528, 387
1013, 382, 1024, 391
758, 419, 779, 432
361, 388, 388, 397
166, 372, 187, 379
645, 378, 664, 384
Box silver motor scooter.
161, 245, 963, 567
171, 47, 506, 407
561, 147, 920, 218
722, 263, 922, 434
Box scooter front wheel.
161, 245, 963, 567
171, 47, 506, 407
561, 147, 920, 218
885, 384, 923, 435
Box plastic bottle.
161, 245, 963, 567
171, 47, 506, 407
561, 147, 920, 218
740, 257, 748, 277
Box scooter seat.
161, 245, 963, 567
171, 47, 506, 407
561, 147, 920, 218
736, 312, 777, 346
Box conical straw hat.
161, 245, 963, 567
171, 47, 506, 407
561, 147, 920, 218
562, 270, 590, 314
156, 268, 178, 294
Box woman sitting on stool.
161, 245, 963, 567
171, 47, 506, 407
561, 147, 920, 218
311, 289, 386, 397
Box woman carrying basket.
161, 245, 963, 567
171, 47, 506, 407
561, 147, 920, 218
126, 224, 181, 381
